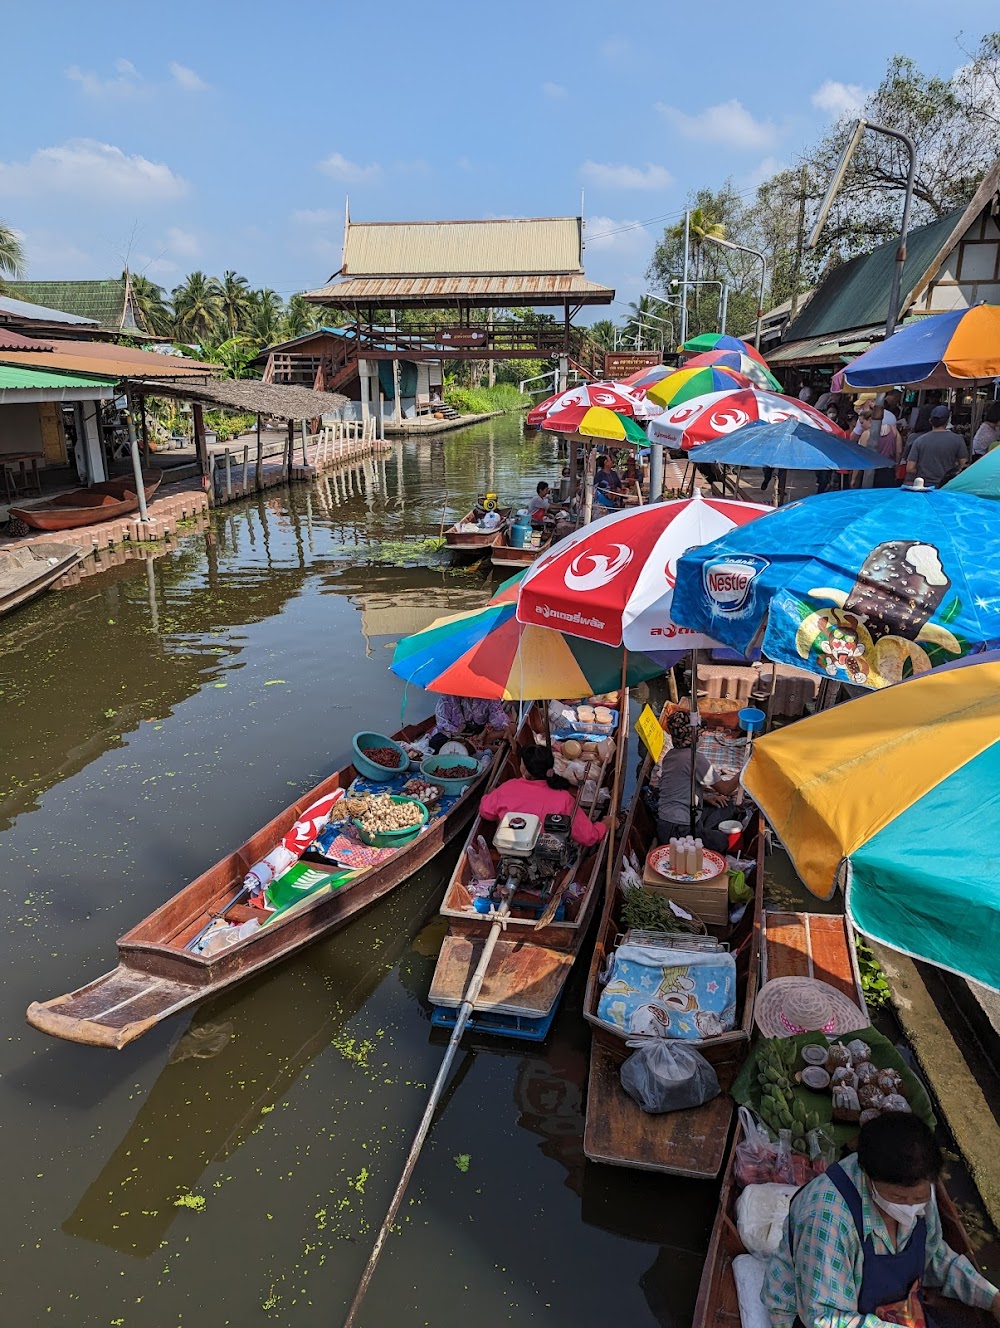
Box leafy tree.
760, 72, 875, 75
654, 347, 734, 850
280, 293, 326, 341
199, 334, 259, 379
218, 270, 253, 338
129, 272, 174, 337
246, 288, 285, 347
0, 219, 26, 294
586, 319, 619, 352
172, 271, 223, 345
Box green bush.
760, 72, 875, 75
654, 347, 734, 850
443, 384, 530, 415
204, 411, 257, 442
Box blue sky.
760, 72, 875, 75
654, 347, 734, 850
2, 0, 998, 322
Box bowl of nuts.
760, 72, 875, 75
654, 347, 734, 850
348, 792, 429, 847
351, 732, 410, 782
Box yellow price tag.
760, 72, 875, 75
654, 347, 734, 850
635, 704, 665, 763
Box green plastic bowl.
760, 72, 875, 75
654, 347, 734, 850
420, 754, 480, 795
351, 731, 409, 781
353, 795, 428, 847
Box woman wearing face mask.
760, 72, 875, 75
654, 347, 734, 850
763, 1114, 1000, 1327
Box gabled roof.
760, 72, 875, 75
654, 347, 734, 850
308, 274, 614, 309
0, 339, 216, 379
341, 216, 584, 277
0, 293, 98, 326
0, 329, 54, 351
5, 278, 146, 332
782, 210, 963, 344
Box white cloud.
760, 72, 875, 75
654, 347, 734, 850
583, 215, 652, 259
20, 230, 93, 274
317, 152, 382, 183
740, 155, 786, 191
165, 226, 200, 257
169, 62, 210, 93
0, 139, 188, 203
543, 82, 567, 99
811, 79, 868, 119
581, 160, 672, 191
657, 98, 778, 150
291, 208, 341, 226
67, 59, 142, 97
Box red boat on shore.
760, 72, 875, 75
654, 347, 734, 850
11, 474, 162, 532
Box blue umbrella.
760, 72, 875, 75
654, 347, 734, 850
671, 487, 1000, 690
944, 445, 1000, 500
688, 419, 893, 471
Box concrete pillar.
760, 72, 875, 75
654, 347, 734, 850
358, 358, 372, 424
80, 401, 107, 484
649, 443, 664, 504
558, 355, 569, 393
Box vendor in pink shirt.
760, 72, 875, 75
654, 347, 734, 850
479, 746, 609, 848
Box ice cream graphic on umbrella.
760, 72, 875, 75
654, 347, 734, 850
794, 541, 962, 687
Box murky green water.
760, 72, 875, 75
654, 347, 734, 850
0, 416, 714, 1326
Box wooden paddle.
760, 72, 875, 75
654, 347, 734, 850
533, 752, 609, 930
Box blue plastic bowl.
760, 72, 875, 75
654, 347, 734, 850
352, 731, 410, 781
738, 707, 766, 734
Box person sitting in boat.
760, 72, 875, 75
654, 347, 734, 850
527, 481, 564, 529
656, 711, 739, 853
479, 745, 608, 847
429, 695, 511, 754
763, 1113, 1000, 1328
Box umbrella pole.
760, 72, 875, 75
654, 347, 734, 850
764, 656, 780, 733
582, 442, 595, 524
605, 649, 629, 892
689, 648, 701, 836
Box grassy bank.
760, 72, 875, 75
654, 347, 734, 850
443, 383, 530, 415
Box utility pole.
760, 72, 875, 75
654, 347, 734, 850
790, 163, 808, 322
680, 210, 690, 346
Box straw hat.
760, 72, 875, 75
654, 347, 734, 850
754, 977, 866, 1039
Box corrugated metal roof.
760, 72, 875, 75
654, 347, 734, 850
0, 293, 98, 325
341, 217, 583, 277
782, 210, 962, 343
0, 364, 116, 389
0, 340, 216, 379
0, 329, 54, 351
307, 274, 614, 308
768, 329, 882, 366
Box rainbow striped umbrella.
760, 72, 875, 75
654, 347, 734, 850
681, 333, 769, 366
621, 363, 672, 388
682, 349, 782, 392
540, 404, 647, 443
645, 364, 754, 409
390, 583, 664, 701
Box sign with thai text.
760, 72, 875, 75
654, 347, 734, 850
635, 704, 665, 762
603, 352, 662, 380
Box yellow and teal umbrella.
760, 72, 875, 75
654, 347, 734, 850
744, 656, 1000, 989
540, 404, 647, 444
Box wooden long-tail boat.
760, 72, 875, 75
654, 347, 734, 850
26, 717, 509, 1049
444, 503, 512, 557
11, 474, 162, 531
692, 910, 990, 1328
428, 700, 627, 1041
490, 529, 552, 571
0, 542, 81, 617
581, 733, 763, 1180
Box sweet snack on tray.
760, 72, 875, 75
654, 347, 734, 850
832, 1084, 861, 1122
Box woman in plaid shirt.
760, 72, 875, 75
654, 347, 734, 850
763, 1114, 999, 1327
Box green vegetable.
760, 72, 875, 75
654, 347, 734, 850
619, 886, 704, 934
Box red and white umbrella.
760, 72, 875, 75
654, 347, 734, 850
527, 381, 653, 428
647, 388, 846, 450
515, 491, 771, 652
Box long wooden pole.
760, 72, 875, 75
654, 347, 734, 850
342, 897, 512, 1328
604, 650, 629, 891
689, 647, 701, 836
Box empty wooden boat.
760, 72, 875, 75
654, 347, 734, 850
582, 732, 762, 1180
11, 474, 162, 531
27, 718, 508, 1049
0, 541, 81, 616
692, 909, 990, 1328
428, 701, 627, 1041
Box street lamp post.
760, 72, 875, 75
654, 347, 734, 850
704, 235, 768, 349
670, 278, 728, 336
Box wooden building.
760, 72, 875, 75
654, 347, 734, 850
260, 213, 615, 423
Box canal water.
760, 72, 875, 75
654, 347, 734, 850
0, 414, 714, 1327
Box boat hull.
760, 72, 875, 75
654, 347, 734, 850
0, 542, 81, 616
27, 719, 505, 1048
11, 475, 162, 531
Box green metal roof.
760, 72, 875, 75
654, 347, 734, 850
0, 363, 116, 390
5, 278, 146, 332
782, 209, 963, 343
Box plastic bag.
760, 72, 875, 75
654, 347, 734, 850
195, 918, 261, 957
619, 1039, 721, 1114
732, 1255, 771, 1328
735, 1107, 778, 1186
735, 1182, 799, 1256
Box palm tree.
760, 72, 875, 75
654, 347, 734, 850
0, 220, 26, 294
280, 293, 323, 341
129, 273, 174, 337
586, 319, 618, 352
247, 288, 285, 348
218, 270, 253, 337
669, 207, 727, 332
622, 296, 669, 351
172, 271, 223, 345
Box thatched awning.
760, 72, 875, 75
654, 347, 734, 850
131, 376, 348, 420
